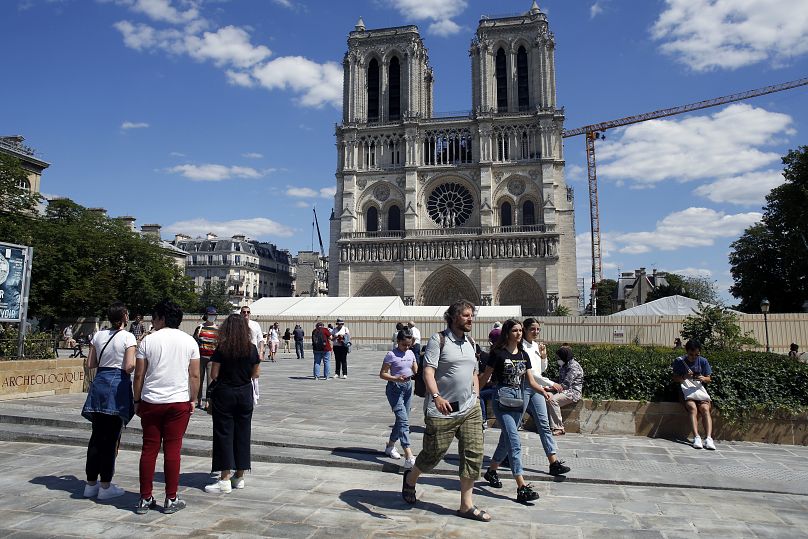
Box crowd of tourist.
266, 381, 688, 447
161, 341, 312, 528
77, 297, 727, 521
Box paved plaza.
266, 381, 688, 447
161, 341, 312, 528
1, 349, 807, 537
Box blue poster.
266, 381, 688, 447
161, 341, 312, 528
0, 244, 27, 322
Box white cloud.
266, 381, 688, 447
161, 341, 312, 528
165, 217, 295, 238
597, 104, 793, 187
121, 121, 149, 129
287, 186, 335, 198
652, 0, 808, 71
241, 152, 263, 159
113, 20, 185, 52
565, 164, 586, 183
165, 163, 267, 181
271, 0, 294, 8
590, 2, 604, 18
169, 151, 186, 157
184, 26, 271, 68
668, 267, 713, 278
390, 0, 467, 37
129, 0, 199, 25
293, 200, 310, 208
614, 207, 761, 254
225, 70, 254, 87
428, 19, 461, 37
250, 56, 342, 108
693, 170, 785, 206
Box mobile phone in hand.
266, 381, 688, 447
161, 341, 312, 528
450, 401, 460, 412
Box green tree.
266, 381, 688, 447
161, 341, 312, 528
730, 146, 808, 312
195, 280, 233, 315
0, 154, 42, 241
680, 304, 759, 351
647, 273, 719, 304
595, 278, 618, 315
552, 304, 571, 316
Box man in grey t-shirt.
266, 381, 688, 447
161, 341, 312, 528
401, 300, 490, 522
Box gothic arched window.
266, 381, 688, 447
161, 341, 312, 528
17, 177, 31, 192
366, 206, 379, 232
368, 58, 380, 122
387, 205, 401, 231
388, 56, 400, 121
522, 200, 535, 225
495, 48, 508, 113
517, 46, 529, 111
500, 201, 513, 226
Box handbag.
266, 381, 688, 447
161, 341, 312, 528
496, 385, 525, 410
680, 378, 710, 401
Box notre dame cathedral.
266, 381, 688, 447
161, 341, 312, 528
328, 2, 578, 315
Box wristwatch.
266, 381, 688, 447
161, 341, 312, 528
432, 393, 441, 399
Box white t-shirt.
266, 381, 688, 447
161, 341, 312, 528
523, 339, 553, 386
410, 326, 421, 345
92, 329, 137, 369
136, 328, 200, 404
268, 326, 280, 343
248, 320, 266, 347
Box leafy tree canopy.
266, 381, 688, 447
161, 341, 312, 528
680, 303, 759, 351
595, 278, 618, 315
730, 146, 808, 313
647, 273, 719, 305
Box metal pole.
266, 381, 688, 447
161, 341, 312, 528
763, 312, 770, 353
16, 247, 33, 358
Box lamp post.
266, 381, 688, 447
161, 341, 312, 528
760, 298, 770, 353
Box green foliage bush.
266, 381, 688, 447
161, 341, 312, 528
0, 329, 56, 360
544, 344, 808, 424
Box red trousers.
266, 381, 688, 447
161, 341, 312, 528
138, 401, 191, 499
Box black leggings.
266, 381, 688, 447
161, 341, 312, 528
86, 413, 123, 483
334, 346, 348, 376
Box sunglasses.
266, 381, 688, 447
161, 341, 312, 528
241, 310, 250, 314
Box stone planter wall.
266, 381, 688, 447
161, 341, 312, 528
0, 358, 86, 400
497, 399, 808, 446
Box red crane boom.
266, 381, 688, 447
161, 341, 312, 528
562, 77, 808, 315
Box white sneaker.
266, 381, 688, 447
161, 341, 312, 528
83, 483, 99, 498
204, 479, 232, 493
341, 375, 348, 379
97, 484, 125, 500
704, 437, 716, 450
333, 374, 340, 378
231, 477, 245, 489
385, 445, 402, 459
692, 436, 703, 449
404, 456, 416, 469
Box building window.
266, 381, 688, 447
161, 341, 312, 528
366, 206, 379, 232
388, 56, 400, 121
517, 46, 529, 111
522, 200, 535, 225
427, 182, 473, 228
496, 132, 509, 161
208, 255, 213, 264
235, 255, 241, 265
388, 205, 401, 231
496, 47, 508, 113
368, 58, 380, 122
500, 201, 513, 226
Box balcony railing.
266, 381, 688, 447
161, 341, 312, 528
340, 224, 554, 241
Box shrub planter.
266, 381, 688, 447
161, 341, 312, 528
0, 358, 86, 400
512, 399, 808, 446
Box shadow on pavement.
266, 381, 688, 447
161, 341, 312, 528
153, 471, 216, 490
339, 488, 454, 520
331, 447, 401, 470
30, 474, 86, 499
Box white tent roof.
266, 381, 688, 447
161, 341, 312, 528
613, 295, 732, 316
249, 296, 520, 319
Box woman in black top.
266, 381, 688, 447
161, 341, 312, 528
205, 314, 261, 493
479, 319, 569, 503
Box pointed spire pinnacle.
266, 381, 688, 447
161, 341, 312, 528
529, 1, 541, 15
355, 16, 366, 32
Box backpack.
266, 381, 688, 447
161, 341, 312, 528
414, 330, 476, 398
312, 328, 326, 352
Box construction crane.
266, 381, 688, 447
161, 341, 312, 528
562, 76, 808, 315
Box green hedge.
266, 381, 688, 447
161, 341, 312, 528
544, 345, 808, 424
0, 329, 57, 360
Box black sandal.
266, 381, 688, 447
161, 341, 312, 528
456, 506, 491, 522
401, 469, 416, 504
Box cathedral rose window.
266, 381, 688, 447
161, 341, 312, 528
427, 182, 473, 228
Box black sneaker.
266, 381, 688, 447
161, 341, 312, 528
135, 496, 157, 515
483, 469, 502, 488
517, 483, 540, 502
549, 460, 571, 476
163, 496, 186, 514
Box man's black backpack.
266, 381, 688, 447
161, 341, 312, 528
414, 330, 475, 398
312, 328, 326, 352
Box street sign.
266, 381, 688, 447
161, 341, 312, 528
0, 243, 30, 323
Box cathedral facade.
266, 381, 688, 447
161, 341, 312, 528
329, 3, 578, 314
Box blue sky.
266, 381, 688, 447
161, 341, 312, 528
3, 0, 807, 305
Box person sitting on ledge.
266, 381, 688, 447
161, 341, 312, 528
547, 346, 583, 436
672, 339, 716, 451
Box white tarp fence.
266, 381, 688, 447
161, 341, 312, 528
612, 295, 739, 316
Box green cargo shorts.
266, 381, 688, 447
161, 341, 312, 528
414, 404, 483, 479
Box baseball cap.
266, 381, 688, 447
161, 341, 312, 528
336, 318, 344, 324
205, 306, 217, 315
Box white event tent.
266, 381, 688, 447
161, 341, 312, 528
612, 295, 738, 316
249, 296, 521, 319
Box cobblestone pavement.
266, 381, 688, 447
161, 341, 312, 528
1, 349, 807, 537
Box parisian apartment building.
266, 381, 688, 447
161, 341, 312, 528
292, 251, 329, 297
172, 233, 294, 306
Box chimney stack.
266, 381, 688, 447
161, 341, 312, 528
141, 224, 162, 238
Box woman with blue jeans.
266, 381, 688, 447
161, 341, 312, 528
379, 330, 418, 468
479, 319, 570, 503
